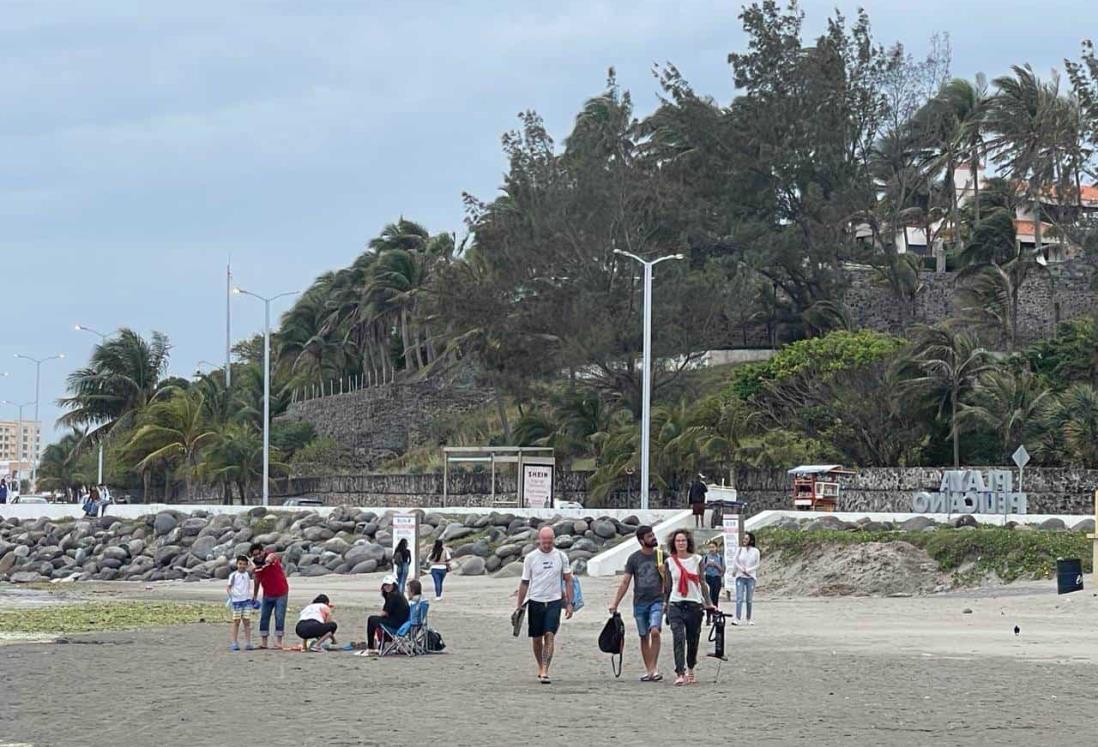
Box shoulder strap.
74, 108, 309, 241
656, 546, 667, 583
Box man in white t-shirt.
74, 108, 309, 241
515, 526, 573, 684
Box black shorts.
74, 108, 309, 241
295, 619, 337, 640
527, 599, 562, 638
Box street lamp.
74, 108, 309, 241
0, 400, 35, 465
233, 286, 299, 506
613, 249, 685, 511
13, 353, 65, 492
74, 324, 111, 485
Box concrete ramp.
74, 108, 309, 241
587, 509, 695, 576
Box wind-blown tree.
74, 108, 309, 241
36, 430, 92, 495
57, 328, 171, 443
1035, 383, 1098, 466
957, 368, 1055, 462
202, 422, 287, 504
126, 388, 218, 501
956, 208, 1047, 349
905, 324, 994, 467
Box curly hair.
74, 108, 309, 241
666, 528, 696, 556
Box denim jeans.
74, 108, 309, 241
430, 568, 447, 597
735, 577, 756, 621
259, 594, 288, 637
396, 562, 409, 594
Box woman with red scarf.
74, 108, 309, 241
663, 528, 715, 685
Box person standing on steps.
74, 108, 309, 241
664, 528, 715, 685
733, 532, 760, 626
515, 526, 574, 684
688, 475, 708, 529
250, 543, 290, 649
608, 525, 666, 682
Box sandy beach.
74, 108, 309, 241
3, 573, 1098, 747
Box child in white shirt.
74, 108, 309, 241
226, 555, 254, 651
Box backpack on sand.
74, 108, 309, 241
598, 613, 626, 678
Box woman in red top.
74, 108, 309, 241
250, 543, 290, 649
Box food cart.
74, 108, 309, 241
788, 465, 854, 511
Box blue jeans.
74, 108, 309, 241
735, 577, 756, 621
259, 594, 288, 638
430, 568, 447, 597
396, 562, 409, 594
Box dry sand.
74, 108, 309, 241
3, 573, 1098, 747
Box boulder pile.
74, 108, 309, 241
769, 514, 1096, 533
0, 507, 640, 584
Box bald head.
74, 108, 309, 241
537, 525, 555, 551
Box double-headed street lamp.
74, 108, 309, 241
74, 324, 112, 484
613, 249, 685, 511
233, 286, 299, 506
13, 353, 65, 492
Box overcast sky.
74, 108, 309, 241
3, 0, 1094, 438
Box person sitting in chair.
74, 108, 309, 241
359, 574, 409, 656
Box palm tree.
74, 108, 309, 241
57, 328, 171, 441
905, 324, 995, 467
202, 423, 286, 503
126, 388, 218, 501
36, 429, 92, 496
957, 368, 1054, 461
1037, 384, 1098, 466
985, 65, 1062, 260
939, 76, 991, 226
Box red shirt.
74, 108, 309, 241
254, 553, 289, 598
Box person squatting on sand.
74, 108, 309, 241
516, 526, 574, 684
250, 543, 290, 649
608, 524, 666, 682
296, 594, 338, 652
732, 532, 760, 625
664, 529, 715, 685
226, 555, 255, 651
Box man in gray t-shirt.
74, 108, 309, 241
609, 525, 666, 681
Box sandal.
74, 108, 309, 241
650, 673, 663, 682
674, 675, 686, 686
538, 674, 552, 684
686, 672, 696, 685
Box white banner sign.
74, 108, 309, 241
723, 516, 740, 588
392, 513, 418, 578
522, 464, 553, 509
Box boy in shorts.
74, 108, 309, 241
226, 555, 255, 651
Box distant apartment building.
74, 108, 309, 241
0, 419, 41, 463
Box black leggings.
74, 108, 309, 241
705, 576, 722, 609
667, 602, 704, 675
295, 619, 337, 641
367, 615, 389, 649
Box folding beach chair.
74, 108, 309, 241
377, 600, 430, 656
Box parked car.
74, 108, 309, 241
14, 495, 48, 504
282, 497, 324, 507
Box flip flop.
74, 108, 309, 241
639, 674, 653, 682
538, 675, 552, 685
650, 673, 664, 682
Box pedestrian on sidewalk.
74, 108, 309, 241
515, 526, 573, 684
608, 524, 666, 682
664, 528, 715, 685
733, 532, 760, 626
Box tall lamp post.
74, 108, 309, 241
233, 286, 298, 506
13, 353, 65, 492
74, 324, 111, 485
612, 250, 685, 511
